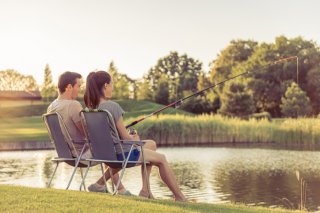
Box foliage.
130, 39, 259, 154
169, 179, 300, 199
146, 51, 203, 103
0, 69, 38, 91
209, 39, 258, 89
136, 114, 320, 145
108, 61, 131, 99
219, 81, 256, 118
306, 65, 320, 114
247, 36, 320, 116
154, 74, 169, 104
249, 111, 272, 121
41, 64, 57, 102
280, 82, 311, 118
136, 77, 153, 100
3, 107, 320, 146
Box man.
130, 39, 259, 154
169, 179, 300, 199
47, 71, 131, 194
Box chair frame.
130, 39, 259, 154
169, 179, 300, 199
43, 112, 88, 190
79, 109, 150, 195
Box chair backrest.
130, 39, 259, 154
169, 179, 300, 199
43, 113, 74, 159
81, 110, 118, 161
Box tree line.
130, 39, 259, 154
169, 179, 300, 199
1, 35, 319, 118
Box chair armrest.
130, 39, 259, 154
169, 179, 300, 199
119, 140, 146, 146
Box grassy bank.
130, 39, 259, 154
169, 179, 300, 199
0, 100, 191, 119
0, 116, 49, 142
135, 115, 320, 146
1, 114, 320, 145
0, 185, 299, 213
1, 100, 319, 145
0, 100, 190, 142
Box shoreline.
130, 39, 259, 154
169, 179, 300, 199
0, 141, 53, 151
1, 140, 319, 151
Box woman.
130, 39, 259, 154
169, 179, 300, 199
84, 70, 186, 202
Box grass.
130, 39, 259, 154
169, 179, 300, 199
135, 114, 320, 146
0, 185, 300, 213
0, 100, 190, 142
0, 99, 191, 119
0, 116, 48, 142
1, 99, 320, 145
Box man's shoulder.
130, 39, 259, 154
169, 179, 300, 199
47, 99, 82, 113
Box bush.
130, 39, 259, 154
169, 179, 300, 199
249, 112, 272, 121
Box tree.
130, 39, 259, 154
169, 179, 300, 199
146, 51, 203, 103
136, 76, 153, 100
154, 74, 169, 104
108, 61, 130, 99
247, 36, 320, 116
181, 71, 220, 114
41, 64, 56, 102
0, 69, 38, 91
280, 82, 311, 118
306, 65, 320, 115
209, 39, 258, 87
219, 81, 256, 118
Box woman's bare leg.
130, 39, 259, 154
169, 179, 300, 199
139, 149, 186, 201
96, 167, 126, 191
139, 140, 156, 198
95, 140, 157, 194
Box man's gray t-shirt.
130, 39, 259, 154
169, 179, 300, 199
98, 101, 132, 154
47, 99, 87, 156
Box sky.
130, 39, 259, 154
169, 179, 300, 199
0, 0, 319, 85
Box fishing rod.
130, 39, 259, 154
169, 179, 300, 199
126, 56, 298, 129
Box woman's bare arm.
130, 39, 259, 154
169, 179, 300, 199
116, 116, 140, 140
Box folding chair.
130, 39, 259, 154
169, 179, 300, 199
43, 112, 88, 190
79, 109, 150, 195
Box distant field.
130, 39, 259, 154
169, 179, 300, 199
0, 99, 191, 119
0, 100, 43, 107
0, 116, 49, 142
0, 100, 191, 142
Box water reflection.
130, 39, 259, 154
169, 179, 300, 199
1, 147, 320, 211
211, 149, 320, 210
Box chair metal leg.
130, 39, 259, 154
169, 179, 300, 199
79, 161, 91, 191
66, 147, 86, 190
108, 167, 115, 193
113, 146, 134, 195
141, 147, 151, 197
79, 168, 86, 191
48, 162, 59, 188
100, 163, 108, 193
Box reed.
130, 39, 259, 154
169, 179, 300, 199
135, 115, 320, 146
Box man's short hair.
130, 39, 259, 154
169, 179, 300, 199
58, 71, 82, 93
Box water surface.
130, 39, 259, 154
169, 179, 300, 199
1, 147, 320, 210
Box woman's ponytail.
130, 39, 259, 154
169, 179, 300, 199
84, 72, 100, 109
84, 70, 112, 109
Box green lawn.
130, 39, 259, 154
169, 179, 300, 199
0, 116, 49, 142
0, 100, 190, 142
0, 185, 300, 213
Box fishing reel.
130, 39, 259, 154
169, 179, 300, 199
127, 128, 137, 135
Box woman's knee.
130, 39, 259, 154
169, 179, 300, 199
144, 140, 157, 151
157, 153, 167, 165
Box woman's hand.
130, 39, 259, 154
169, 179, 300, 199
130, 133, 140, 141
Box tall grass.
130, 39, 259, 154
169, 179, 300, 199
135, 115, 320, 146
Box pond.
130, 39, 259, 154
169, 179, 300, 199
1, 146, 320, 211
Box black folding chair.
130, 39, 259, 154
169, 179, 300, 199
43, 112, 88, 190
79, 109, 150, 195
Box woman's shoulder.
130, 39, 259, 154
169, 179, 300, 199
99, 100, 122, 110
